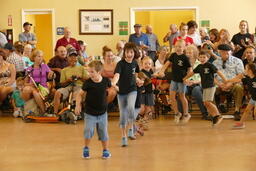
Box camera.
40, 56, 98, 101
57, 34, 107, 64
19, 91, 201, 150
71, 75, 78, 81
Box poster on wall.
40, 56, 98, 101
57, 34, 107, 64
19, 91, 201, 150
79, 9, 113, 35
119, 21, 128, 35
200, 20, 210, 31
56, 27, 64, 35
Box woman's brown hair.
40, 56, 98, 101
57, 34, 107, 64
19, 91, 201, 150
247, 63, 256, 77
102, 46, 112, 56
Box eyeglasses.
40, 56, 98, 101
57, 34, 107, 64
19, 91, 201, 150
222, 61, 226, 69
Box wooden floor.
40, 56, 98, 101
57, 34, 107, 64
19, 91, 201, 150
1, 114, 256, 171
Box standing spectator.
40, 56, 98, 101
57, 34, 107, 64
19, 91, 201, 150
55, 27, 81, 52
128, 24, 149, 50
163, 24, 179, 52
173, 23, 194, 46
231, 20, 254, 59
146, 25, 160, 62
47, 46, 69, 88
213, 44, 244, 121
187, 20, 202, 47
0, 31, 7, 48
18, 22, 37, 48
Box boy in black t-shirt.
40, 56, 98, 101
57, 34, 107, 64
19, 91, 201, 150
183, 51, 227, 126
227, 63, 256, 129
75, 61, 111, 159
159, 39, 192, 124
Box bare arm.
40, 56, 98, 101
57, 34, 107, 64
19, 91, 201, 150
111, 73, 120, 86
217, 70, 227, 83
183, 70, 195, 81
7, 64, 16, 86
75, 89, 85, 115
226, 73, 244, 84
158, 61, 171, 77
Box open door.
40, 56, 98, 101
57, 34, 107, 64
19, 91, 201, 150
22, 9, 55, 62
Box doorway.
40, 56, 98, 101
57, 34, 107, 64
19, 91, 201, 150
130, 7, 198, 46
22, 9, 55, 62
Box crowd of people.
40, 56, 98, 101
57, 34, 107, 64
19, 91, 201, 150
0, 19, 256, 159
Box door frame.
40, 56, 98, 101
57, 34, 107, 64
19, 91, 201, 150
21, 9, 55, 55
130, 6, 199, 34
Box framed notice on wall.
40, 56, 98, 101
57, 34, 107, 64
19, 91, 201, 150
79, 9, 113, 35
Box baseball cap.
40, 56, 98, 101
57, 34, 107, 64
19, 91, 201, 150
23, 22, 32, 27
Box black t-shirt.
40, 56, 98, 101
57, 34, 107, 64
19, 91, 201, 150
242, 76, 256, 100
231, 33, 254, 59
135, 86, 144, 108
168, 53, 191, 82
114, 59, 140, 94
193, 62, 218, 89
141, 69, 153, 94
82, 77, 111, 116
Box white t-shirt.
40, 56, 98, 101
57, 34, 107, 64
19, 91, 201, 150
188, 33, 202, 46
154, 59, 164, 74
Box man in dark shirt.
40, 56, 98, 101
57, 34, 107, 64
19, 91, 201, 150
47, 46, 68, 87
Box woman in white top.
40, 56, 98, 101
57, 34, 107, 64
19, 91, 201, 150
187, 20, 202, 47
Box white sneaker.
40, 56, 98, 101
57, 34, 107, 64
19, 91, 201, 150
174, 113, 182, 124
181, 113, 191, 124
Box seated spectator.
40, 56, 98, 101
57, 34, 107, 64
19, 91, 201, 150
53, 48, 88, 114
77, 40, 91, 66
213, 44, 244, 120
163, 24, 179, 52
242, 46, 256, 66
232, 20, 255, 59
19, 22, 37, 48
201, 43, 219, 63
154, 46, 169, 74
173, 23, 193, 47
209, 28, 219, 44
11, 77, 25, 117
187, 20, 202, 47
22, 44, 33, 68
0, 31, 7, 48
21, 50, 54, 114
55, 27, 81, 52
47, 46, 68, 88
213, 29, 234, 51
3, 43, 25, 77
116, 40, 125, 58
0, 50, 16, 107
101, 46, 117, 103
185, 45, 209, 120
199, 27, 210, 43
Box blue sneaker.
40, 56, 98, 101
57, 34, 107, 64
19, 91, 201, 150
121, 137, 128, 147
102, 149, 111, 159
83, 147, 90, 159
128, 129, 136, 140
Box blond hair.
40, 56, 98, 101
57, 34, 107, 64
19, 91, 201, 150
88, 60, 103, 72
30, 49, 43, 62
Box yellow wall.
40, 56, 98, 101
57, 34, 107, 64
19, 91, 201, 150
135, 10, 195, 46
0, 0, 256, 56
24, 14, 53, 62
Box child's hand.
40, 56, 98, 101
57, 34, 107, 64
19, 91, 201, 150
113, 85, 119, 92
75, 105, 81, 115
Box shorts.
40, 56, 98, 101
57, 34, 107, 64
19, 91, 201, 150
249, 98, 256, 105
203, 87, 216, 102
84, 112, 108, 141
141, 93, 155, 106
170, 81, 186, 93
57, 85, 81, 101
